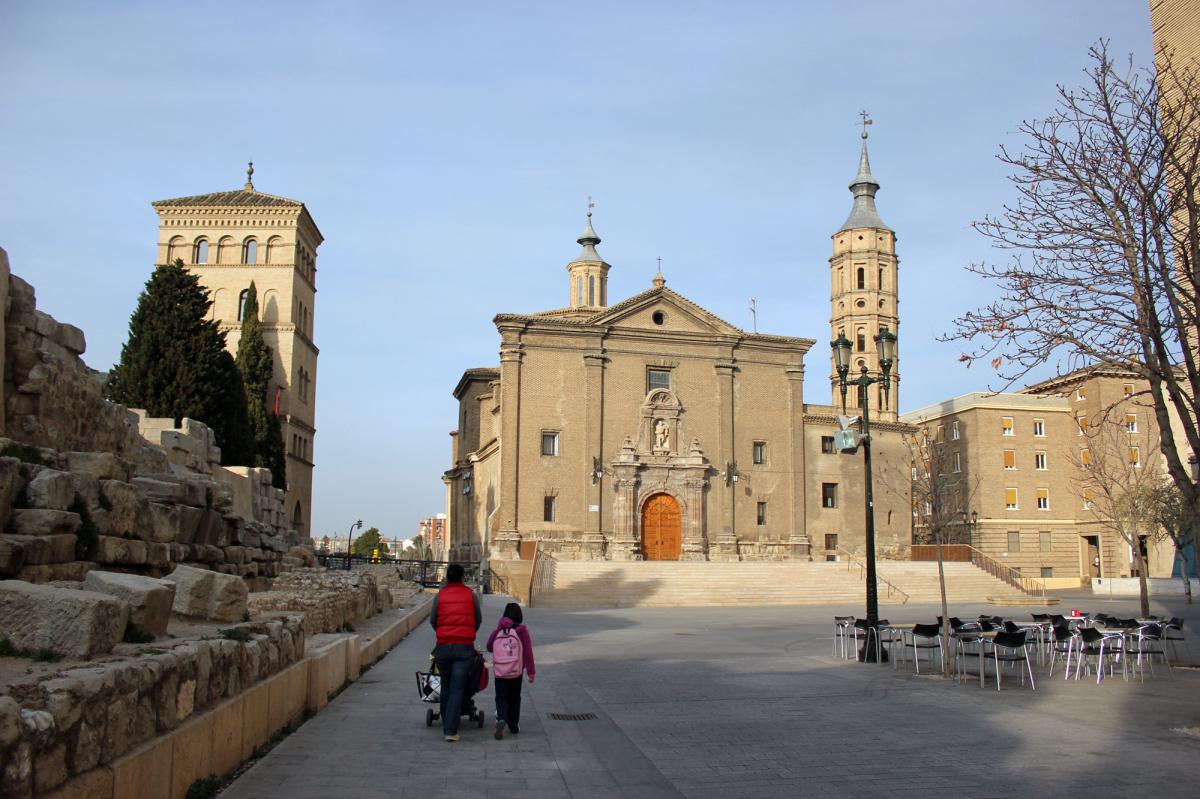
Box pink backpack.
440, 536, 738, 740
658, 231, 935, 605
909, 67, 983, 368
492, 627, 524, 679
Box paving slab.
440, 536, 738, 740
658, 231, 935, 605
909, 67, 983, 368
223, 591, 1200, 798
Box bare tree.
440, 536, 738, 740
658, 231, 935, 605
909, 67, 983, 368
909, 426, 981, 677
1070, 421, 1164, 618
1148, 480, 1196, 603
946, 42, 1200, 549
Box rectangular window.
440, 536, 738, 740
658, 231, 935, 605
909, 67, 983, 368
1076, 387, 1086, 400
753, 441, 767, 465
953, 452, 961, 473
1001, 417, 1014, 436
1125, 413, 1138, 433
824, 533, 838, 551
1033, 418, 1045, 437
1123, 383, 1135, 397
822, 483, 838, 508
543, 496, 556, 522
1081, 448, 1092, 468
1129, 446, 1141, 468
1083, 489, 1094, 510
1007, 531, 1021, 552
1039, 531, 1052, 552
936, 425, 945, 443
647, 368, 671, 392
821, 436, 835, 454
1003, 450, 1016, 470
1005, 488, 1019, 510
1034, 451, 1047, 470
1036, 488, 1050, 510
1041, 567, 1054, 578
756, 501, 767, 526
951, 420, 960, 440
1077, 415, 1088, 435
541, 431, 560, 456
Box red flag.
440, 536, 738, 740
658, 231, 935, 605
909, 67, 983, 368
274, 386, 281, 416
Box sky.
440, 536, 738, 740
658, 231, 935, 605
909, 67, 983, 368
0, 1, 1154, 540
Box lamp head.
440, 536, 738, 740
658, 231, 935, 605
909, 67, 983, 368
875, 329, 897, 373
831, 334, 852, 376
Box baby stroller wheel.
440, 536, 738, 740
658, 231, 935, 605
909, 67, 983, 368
476, 710, 485, 728
425, 708, 434, 727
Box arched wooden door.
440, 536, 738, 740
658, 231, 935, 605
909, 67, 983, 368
641, 493, 681, 561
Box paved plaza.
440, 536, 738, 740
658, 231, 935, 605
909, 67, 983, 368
224, 593, 1200, 798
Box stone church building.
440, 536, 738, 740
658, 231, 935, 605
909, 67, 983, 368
151, 165, 321, 537
445, 135, 914, 562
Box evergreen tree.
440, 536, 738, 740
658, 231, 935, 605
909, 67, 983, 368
234, 282, 287, 488
107, 260, 254, 465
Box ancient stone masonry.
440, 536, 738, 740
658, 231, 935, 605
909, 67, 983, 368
245, 568, 418, 636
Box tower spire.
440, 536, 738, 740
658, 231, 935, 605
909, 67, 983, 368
839, 114, 888, 232
566, 197, 611, 308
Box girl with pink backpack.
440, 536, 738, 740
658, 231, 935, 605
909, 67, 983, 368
485, 602, 536, 740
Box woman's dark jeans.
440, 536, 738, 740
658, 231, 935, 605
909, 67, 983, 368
434, 643, 475, 735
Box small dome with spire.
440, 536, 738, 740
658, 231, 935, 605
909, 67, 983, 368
573, 206, 604, 263
838, 128, 890, 232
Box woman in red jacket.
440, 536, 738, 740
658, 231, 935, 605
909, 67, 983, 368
429, 563, 481, 742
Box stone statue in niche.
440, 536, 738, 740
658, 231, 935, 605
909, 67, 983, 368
654, 419, 670, 451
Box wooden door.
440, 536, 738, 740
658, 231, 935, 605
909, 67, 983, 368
641, 493, 681, 560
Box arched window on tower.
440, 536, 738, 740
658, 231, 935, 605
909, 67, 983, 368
168, 236, 185, 263
244, 238, 258, 265
194, 238, 209, 264
878, 266, 884, 289
856, 267, 865, 290
266, 236, 282, 264
238, 289, 251, 321
856, 328, 866, 352
588, 276, 595, 306
292, 501, 302, 527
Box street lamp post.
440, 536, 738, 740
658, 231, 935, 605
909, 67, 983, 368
344, 519, 363, 570
831, 330, 897, 662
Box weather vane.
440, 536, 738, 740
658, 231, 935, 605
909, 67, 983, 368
859, 110, 873, 139
587, 195, 595, 219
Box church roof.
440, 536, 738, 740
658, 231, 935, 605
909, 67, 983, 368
151, 189, 304, 208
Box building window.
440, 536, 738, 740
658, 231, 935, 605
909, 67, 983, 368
244, 238, 258, 264
953, 451, 961, 473
1075, 387, 1086, 401
1123, 383, 1135, 397
577, 276, 584, 305
293, 501, 303, 526
588, 275, 595, 306
541, 431, 560, 456
1036, 488, 1050, 510
1003, 450, 1016, 470
936, 425, 945, 443
1007, 531, 1021, 552
543, 496, 556, 522
194, 238, 209, 264
878, 266, 884, 288
1002, 417, 1014, 436
647, 368, 671, 392
238, 289, 251, 321
856, 328, 866, 352
1033, 418, 1045, 437
856, 266, 865, 289
1040, 567, 1054, 578
1083, 489, 1094, 510
753, 441, 767, 465
1125, 413, 1138, 433
1034, 451, 1047, 470
756, 501, 767, 526
824, 533, 838, 551
821, 436, 835, 454
1081, 448, 1092, 468
1039, 531, 1052, 552
951, 420, 960, 440
822, 483, 838, 508
1005, 488, 1018, 510
1129, 446, 1141, 468
1077, 415, 1088, 435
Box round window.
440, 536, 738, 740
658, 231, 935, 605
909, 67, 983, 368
856, 299, 866, 308
652, 311, 666, 325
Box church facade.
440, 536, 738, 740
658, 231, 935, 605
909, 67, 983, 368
445, 135, 914, 562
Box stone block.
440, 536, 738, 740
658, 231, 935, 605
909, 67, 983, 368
0, 536, 27, 576
163, 564, 247, 622
110, 735, 172, 799
173, 505, 204, 545
0, 580, 128, 657
82, 571, 175, 637
146, 502, 180, 544
64, 451, 133, 482
15, 561, 95, 583
26, 469, 74, 510
98, 481, 148, 540
8, 509, 80, 537
209, 695, 243, 778
146, 542, 170, 569
0, 696, 21, 748
132, 477, 184, 504
95, 536, 148, 566
267, 669, 288, 733
193, 511, 230, 548
169, 712, 213, 799
34, 741, 68, 794
8, 533, 76, 565
239, 681, 270, 761
0, 457, 21, 533
40, 767, 113, 799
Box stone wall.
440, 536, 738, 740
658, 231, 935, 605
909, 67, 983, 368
247, 569, 394, 636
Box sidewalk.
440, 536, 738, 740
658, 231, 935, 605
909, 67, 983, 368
222, 594, 1200, 798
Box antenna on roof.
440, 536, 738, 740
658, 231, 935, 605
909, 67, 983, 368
749, 297, 758, 333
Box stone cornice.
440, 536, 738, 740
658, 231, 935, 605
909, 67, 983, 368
802, 411, 916, 433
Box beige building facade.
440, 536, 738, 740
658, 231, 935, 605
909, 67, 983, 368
152, 165, 322, 537
445, 137, 913, 562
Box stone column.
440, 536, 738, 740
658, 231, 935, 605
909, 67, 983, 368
609, 472, 641, 560
785, 366, 811, 559
680, 474, 708, 560
711, 360, 740, 561
583, 351, 607, 558
493, 338, 524, 559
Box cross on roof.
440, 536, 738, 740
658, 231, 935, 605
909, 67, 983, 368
859, 110, 873, 139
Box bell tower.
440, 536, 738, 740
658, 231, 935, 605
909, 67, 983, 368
567, 198, 610, 308
829, 117, 900, 420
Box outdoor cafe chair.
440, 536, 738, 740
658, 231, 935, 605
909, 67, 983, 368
1048, 624, 1077, 679
989, 629, 1036, 691
951, 621, 984, 682
1126, 623, 1172, 681
905, 623, 943, 674
833, 615, 855, 659
1164, 618, 1190, 662
1075, 627, 1123, 684
874, 619, 905, 666
851, 618, 882, 662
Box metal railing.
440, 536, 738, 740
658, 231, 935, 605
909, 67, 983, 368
962, 544, 1047, 601
835, 547, 910, 604
314, 553, 481, 589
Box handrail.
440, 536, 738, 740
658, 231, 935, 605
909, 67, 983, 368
527, 543, 541, 608
834, 547, 910, 604
961, 544, 1047, 601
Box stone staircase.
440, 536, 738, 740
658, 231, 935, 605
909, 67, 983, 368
530, 560, 1033, 609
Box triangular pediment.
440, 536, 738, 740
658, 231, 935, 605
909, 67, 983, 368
587, 287, 743, 336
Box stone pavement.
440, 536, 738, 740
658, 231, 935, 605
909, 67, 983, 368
223, 592, 1200, 798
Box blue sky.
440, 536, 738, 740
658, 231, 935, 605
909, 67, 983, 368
0, 2, 1153, 540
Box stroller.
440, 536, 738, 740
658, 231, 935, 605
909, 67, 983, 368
416, 648, 487, 729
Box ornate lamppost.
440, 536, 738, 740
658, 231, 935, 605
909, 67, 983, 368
344, 519, 362, 570
831, 329, 897, 662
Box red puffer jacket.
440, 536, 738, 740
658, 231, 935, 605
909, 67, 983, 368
435, 582, 477, 645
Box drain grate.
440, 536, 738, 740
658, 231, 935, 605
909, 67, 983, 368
549, 712, 597, 721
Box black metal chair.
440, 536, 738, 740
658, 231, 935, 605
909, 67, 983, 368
1048, 624, 1077, 679
833, 615, 855, 659
1126, 623, 1172, 680
989, 629, 1036, 691
950, 620, 984, 682
905, 623, 942, 673
851, 618, 883, 662
1164, 617, 1190, 663
1075, 627, 1122, 684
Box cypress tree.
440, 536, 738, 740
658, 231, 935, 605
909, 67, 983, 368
234, 282, 287, 488
107, 260, 254, 465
